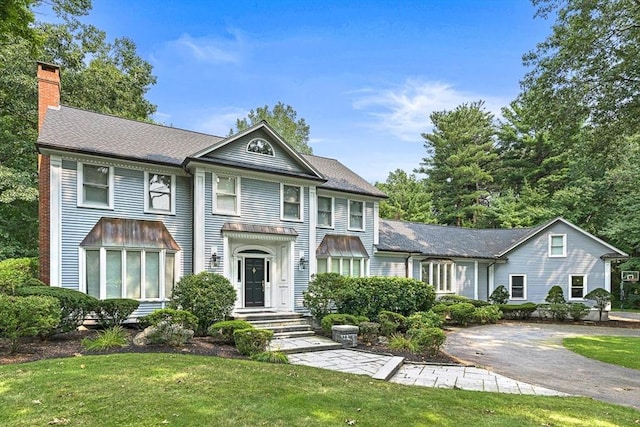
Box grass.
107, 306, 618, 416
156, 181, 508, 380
0, 354, 639, 426
563, 336, 640, 370
80, 326, 128, 351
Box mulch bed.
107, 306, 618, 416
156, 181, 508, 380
2, 318, 638, 365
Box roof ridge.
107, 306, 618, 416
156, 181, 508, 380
381, 218, 536, 232
58, 104, 225, 139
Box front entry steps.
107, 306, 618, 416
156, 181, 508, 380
232, 310, 316, 339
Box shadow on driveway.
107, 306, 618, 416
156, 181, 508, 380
443, 322, 640, 410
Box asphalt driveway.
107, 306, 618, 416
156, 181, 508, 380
443, 322, 640, 410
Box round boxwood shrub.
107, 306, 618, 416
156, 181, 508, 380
0, 257, 39, 295
407, 327, 446, 356
407, 310, 444, 329
208, 320, 254, 344
233, 328, 274, 356
0, 294, 60, 353
139, 308, 198, 330
473, 305, 502, 324
320, 313, 368, 335
448, 302, 476, 326
15, 285, 99, 336
95, 298, 140, 328
169, 272, 237, 336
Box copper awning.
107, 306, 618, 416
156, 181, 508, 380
80, 217, 180, 250
221, 222, 298, 236
316, 235, 369, 258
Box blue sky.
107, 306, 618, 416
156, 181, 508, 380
38, 1, 552, 182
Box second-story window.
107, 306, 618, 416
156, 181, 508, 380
214, 174, 239, 215
348, 200, 364, 230
145, 173, 175, 214
317, 196, 333, 228
78, 163, 113, 209
282, 184, 302, 221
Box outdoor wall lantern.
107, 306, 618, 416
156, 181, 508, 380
298, 250, 307, 270
210, 246, 218, 268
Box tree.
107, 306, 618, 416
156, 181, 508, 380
0, 7, 157, 260
375, 170, 436, 223
232, 102, 312, 154
416, 101, 497, 227
584, 288, 612, 321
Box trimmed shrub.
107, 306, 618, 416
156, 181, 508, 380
489, 285, 510, 305
0, 257, 39, 295
95, 299, 140, 328
320, 313, 365, 335
377, 311, 408, 331
15, 286, 98, 336
473, 305, 502, 324
208, 320, 254, 344
233, 328, 274, 356
82, 326, 129, 351
407, 327, 446, 356
568, 303, 590, 321
333, 276, 436, 319
406, 310, 444, 329
447, 302, 476, 326
251, 351, 289, 364
302, 273, 346, 321
545, 285, 566, 304
585, 288, 612, 321
432, 303, 450, 316
169, 272, 236, 335
144, 321, 194, 346
437, 294, 490, 308
0, 295, 60, 354
499, 303, 538, 320
138, 308, 198, 330
538, 303, 569, 321
358, 321, 380, 344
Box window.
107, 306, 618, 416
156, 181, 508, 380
84, 248, 176, 301
145, 172, 175, 214
282, 184, 302, 221
549, 234, 566, 257
509, 274, 527, 300
569, 274, 587, 299
247, 138, 274, 156
213, 174, 240, 215
77, 163, 113, 208
317, 196, 333, 228
317, 257, 365, 277
348, 200, 364, 230
421, 261, 454, 293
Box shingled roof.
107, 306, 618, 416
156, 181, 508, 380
378, 219, 544, 259
302, 154, 387, 198
37, 105, 223, 167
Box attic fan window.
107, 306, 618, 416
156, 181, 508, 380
247, 138, 274, 156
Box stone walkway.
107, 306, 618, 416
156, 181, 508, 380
271, 336, 568, 397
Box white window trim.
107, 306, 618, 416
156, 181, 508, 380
348, 199, 365, 231
77, 162, 114, 209
212, 173, 241, 215
548, 234, 567, 257
568, 274, 588, 300
281, 183, 303, 222
318, 256, 367, 277
317, 195, 334, 229
423, 261, 455, 294
80, 247, 176, 302
246, 138, 275, 157
144, 172, 176, 215
509, 274, 527, 300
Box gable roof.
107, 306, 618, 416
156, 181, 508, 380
37, 105, 223, 167
302, 154, 387, 198
378, 217, 628, 259
378, 219, 539, 259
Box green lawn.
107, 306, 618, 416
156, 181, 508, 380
563, 336, 640, 370
1, 354, 638, 426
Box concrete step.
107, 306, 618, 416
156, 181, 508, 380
233, 311, 305, 322
372, 356, 405, 381
255, 323, 313, 333
249, 319, 311, 328
269, 336, 343, 353
273, 330, 317, 339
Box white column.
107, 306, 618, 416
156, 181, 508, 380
50, 155, 62, 287
407, 256, 414, 279
193, 168, 206, 273
308, 186, 317, 275
488, 264, 495, 295
223, 235, 230, 279
373, 202, 380, 245
289, 241, 295, 310
474, 261, 479, 300
604, 260, 612, 292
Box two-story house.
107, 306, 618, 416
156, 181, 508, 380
36, 62, 627, 318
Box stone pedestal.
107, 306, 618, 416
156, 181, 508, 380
331, 324, 359, 348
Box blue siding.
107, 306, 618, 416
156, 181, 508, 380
205, 129, 308, 174
494, 222, 609, 303
60, 159, 193, 315
456, 261, 475, 299
369, 255, 406, 277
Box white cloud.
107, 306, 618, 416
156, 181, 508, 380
351, 79, 508, 142
167, 29, 247, 64
195, 107, 249, 136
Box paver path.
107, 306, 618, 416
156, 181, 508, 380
443, 322, 640, 409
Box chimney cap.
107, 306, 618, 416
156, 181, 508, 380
37, 61, 60, 72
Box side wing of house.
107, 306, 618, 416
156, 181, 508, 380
493, 219, 627, 304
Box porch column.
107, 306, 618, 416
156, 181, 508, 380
474, 261, 479, 300
49, 155, 62, 287
193, 168, 205, 273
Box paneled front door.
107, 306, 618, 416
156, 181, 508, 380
244, 258, 265, 307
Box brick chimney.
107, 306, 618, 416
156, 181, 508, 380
37, 61, 60, 285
